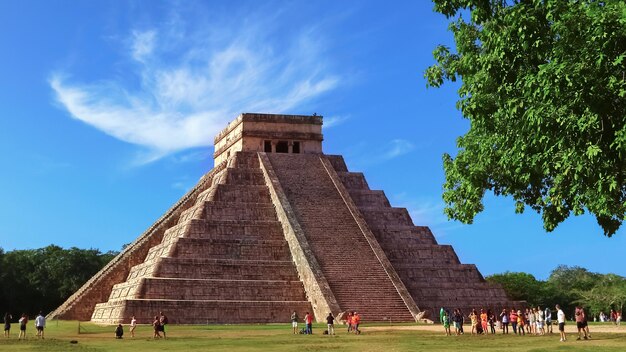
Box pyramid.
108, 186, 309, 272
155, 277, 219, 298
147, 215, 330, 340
49, 113, 521, 324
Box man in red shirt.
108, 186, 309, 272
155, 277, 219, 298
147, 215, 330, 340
304, 312, 313, 335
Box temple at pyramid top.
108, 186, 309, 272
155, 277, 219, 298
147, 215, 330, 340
213, 113, 324, 166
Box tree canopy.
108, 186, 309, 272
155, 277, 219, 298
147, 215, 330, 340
426, 0, 626, 236
0, 245, 117, 318
486, 265, 625, 317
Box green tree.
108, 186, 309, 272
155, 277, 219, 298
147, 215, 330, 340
0, 246, 117, 317
486, 271, 543, 305
426, 0, 626, 236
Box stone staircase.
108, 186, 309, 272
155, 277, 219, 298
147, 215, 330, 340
327, 155, 522, 318
266, 153, 414, 322
91, 152, 312, 324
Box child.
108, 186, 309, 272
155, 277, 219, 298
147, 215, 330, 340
443, 311, 451, 336
115, 324, 124, 339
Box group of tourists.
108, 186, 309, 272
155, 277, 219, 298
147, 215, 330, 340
3, 311, 46, 340
114, 312, 167, 339
440, 304, 611, 342
291, 311, 360, 335
598, 309, 622, 324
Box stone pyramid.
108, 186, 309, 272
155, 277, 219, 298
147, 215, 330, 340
50, 113, 520, 324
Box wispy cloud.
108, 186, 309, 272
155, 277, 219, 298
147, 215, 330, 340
382, 139, 414, 160
323, 115, 350, 128
50, 8, 339, 163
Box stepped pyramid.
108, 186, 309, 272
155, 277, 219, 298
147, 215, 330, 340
50, 113, 520, 324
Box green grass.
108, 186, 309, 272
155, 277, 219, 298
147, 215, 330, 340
1, 321, 625, 351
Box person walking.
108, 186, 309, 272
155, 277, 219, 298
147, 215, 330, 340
346, 312, 353, 333
159, 312, 168, 339
18, 314, 27, 340
556, 304, 566, 342
152, 316, 162, 339
129, 316, 137, 338
617, 311, 622, 326
3, 313, 11, 338
35, 311, 45, 339
352, 312, 361, 335
443, 311, 451, 336
291, 311, 299, 334
326, 312, 335, 336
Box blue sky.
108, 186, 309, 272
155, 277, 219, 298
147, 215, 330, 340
1, 0, 623, 280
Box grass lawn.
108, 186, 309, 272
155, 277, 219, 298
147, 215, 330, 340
1, 321, 625, 351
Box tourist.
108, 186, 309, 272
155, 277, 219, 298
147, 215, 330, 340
3, 312, 11, 338
529, 308, 537, 335
537, 306, 545, 335
440, 307, 445, 325
346, 312, 353, 333
469, 309, 478, 335
35, 311, 45, 339
480, 309, 488, 334
617, 311, 622, 326
487, 309, 495, 334
129, 315, 137, 338
509, 308, 518, 335
611, 309, 617, 323
452, 309, 462, 335
517, 310, 525, 335
352, 312, 361, 335
575, 306, 588, 340
443, 311, 451, 336
326, 312, 335, 336
304, 312, 313, 335
152, 316, 162, 339
291, 311, 299, 334
545, 307, 553, 334
556, 304, 566, 342
500, 309, 509, 334
115, 324, 124, 339
457, 309, 464, 334
18, 314, 27, 340
159, 311, 168, 339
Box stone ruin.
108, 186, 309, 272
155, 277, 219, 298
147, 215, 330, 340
49, 113, 521, 324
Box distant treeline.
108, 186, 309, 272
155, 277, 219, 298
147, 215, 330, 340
486, 265, 626, 318
1, 245, 623, 320
0, 245, 117, 318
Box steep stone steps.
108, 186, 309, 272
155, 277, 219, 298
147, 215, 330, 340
267, 153, 414, 321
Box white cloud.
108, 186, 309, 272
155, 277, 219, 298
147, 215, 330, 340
323, 115, 350, 128
383, 139, 414, 160
50, 10, 339, 163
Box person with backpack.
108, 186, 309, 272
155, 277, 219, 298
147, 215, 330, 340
326, 312, 335, 336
